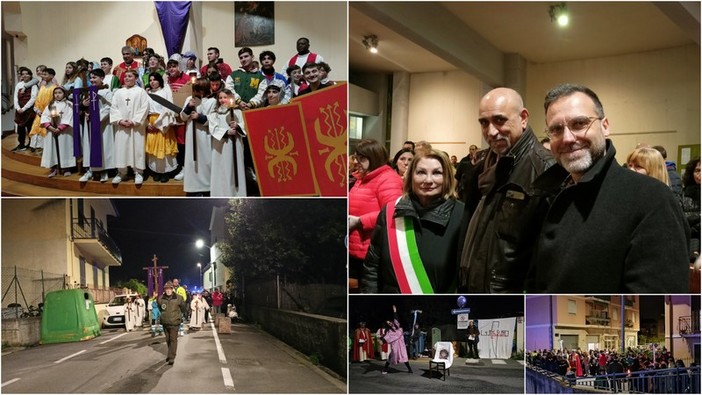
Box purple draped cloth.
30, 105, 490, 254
155, 2, 191, 57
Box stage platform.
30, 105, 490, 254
1, 135, 186, 197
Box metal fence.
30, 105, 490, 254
245, 276, 346, 318
527, 364, 700, 394
575, 367, 700, 394
1, 266, 116, 318
1, 266, 66, 311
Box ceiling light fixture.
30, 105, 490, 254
362, 34, 379, 54
549, 2, 569, 27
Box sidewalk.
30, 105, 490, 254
217, 322, 347, 393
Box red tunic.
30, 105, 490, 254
352, 327, 375, 361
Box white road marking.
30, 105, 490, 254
518, 360, 525, 365
221, 367, 235, 390
1, 378, 20, 387
99, 333, 128, 344
211, 322, 234, 390
491, 359, 507, 364
54, 349, 86, 364
211, 322, 227, 364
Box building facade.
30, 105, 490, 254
665, 295, 701, 366
526, 295, 640, 352
1, 199, 121, 306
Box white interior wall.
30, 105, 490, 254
399, 45, 699, 165
407, 70, 483, 159
7, 1, 347, 82
527, 44, 700, 165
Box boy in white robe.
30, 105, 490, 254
40, 86, 76, 177
208, 89, 247, 197
79, 69, 115, 183
109, 70, 148, 185
180, 78, 216, 195
124, 297, 136, 332
134, 294, 146, 328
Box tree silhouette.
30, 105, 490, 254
218, 199, 346, 286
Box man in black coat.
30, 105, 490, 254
527, 84, 689, 293
458, 87, 555, 293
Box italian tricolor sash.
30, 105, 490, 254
386, 198, 434, 294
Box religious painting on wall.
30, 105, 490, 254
125, 34, 148, 57
234, 2, 275, 47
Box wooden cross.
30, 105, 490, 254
125, 97, 131, 106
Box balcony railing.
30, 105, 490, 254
71, 217, 122, 263
679, 311, 700, 336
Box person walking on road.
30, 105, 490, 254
148, 291, 163, 337
159, 281, 188, 365
134, 294, 146, 328
124, 296, 136, 332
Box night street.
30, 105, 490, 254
349, 357, 524, 393
1, 322, 346, 393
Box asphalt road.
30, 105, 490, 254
349, 357, 525, 393
1, 321, 346, 393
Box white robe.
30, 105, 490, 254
110, 86, 148, 171
124, 302, 136, 331
180, 96, 216, 193
82, 88, 115, 171
40, 100, 76, 169
134, 297, 146, 327
208, 107, 247, 197
146, 87, 178, 173
189, 297, 209, 329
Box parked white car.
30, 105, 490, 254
102, 294, 138, 328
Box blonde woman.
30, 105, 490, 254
362, 149, 464, 294
626, 147, 670, 186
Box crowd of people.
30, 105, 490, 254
528, 347, 698, 393
120, 278, 237, 365
11, 38, 336, 196
348, 83, 699, 294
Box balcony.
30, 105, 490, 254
585, 295, 611, 303
586, 312, 610, 326
679, 311, 701, 336
71, 217, 122, 267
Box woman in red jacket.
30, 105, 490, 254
348, 139, 402, 293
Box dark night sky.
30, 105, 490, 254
350, 295, 524, 332
107, 198, 230, 286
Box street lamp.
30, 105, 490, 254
196, 238, 219, 290
197, 262, 202, 289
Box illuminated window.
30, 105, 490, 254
350, 115, 364, 140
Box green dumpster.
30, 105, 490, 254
41, 289, 101, 344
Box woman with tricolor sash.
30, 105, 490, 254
362, 149, 464, 294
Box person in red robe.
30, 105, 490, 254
352, 321, 374, 362
113, 46, 140, 87
570, 351, 584, 377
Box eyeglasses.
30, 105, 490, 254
546, 116, 602, 139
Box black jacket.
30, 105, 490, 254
362, 196, 464, 293
526, 140, 690, 293
458, 127, 555, 293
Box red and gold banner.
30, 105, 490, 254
243, 104, 317, 196
293, 82, 348, 197
244, 82, 348, 196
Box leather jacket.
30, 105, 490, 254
458, 126, 555, 293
